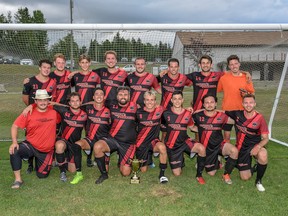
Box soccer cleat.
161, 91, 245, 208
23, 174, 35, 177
222, 174, 233, 185
95, 174, 108, 184
159, 176, 169, 184
196, 176, 206, 185
256, 181, 265, 192
26, 166, 33, 174
60, 172, 67, 182
70, 172, 84, 184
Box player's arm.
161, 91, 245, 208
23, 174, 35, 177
22, 95, 29, 106
250, 133, 269, 156
189, 125, 198, 133
23, 78, 30, 84
9, 124, 20, 154
240, 70, 252, 83
159, 69, 168, 78
226, 117, 235, 125
68, 71, 79, 80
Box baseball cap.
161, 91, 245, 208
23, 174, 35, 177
32, 89, 52, 100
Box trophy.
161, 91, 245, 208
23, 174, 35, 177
130, 158, 140, 184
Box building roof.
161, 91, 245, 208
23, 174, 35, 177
175, 31, 288, 46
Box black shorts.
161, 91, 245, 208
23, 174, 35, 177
136, 138, 160, 166
56, 138, 74, 163
204, 141, 225, 172
10, 141, 54, 178
102, 135, 135, 166
167, 138, 196, 170
237, 144, 256, 171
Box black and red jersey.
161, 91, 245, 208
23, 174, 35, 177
159, 73, 192, 109
109, 101, 137, 145
192, 110, 229, 150
187, 72, 224, 111
93, 67, 128, 105
72, 71, 101, 104
161, 108, 194, 149
49, 70, 72, 104
126, 72, 160, 106
23, 76, 57, 105
82, 104, 111, 141
54, 105, 87, 143
225, 110, 269, 151
136, 105, 164, 147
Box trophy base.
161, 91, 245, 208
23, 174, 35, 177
130, 176, 140, 184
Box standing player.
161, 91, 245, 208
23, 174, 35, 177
192, 94, 238, 184
217, 54, 255, 142
93, 86, 137, 184
161, 91, 206, 184
92, 50, 128, 106
22, 59, 57, 174
136, 91, 168, 183
126, 57, 161, 107
49, 53, 72, 104
225, 94, 269, 192
9, 90, 59, 189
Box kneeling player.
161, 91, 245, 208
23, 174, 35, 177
192, 94, 238, 184
136, 91, 168, 183
161, 91, 206, 184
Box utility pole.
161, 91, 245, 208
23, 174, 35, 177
70, 0, 74, 70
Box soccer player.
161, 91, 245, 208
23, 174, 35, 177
136, 91, 168, 183
217, 54, 255, 142
75, 87, 111, 171
9, 90, 60, 189
22, 59, 57, 174
126, 57, 161, 107
161, 91, 206, 184
49, 53, 72, 104
92, 50, 128, 106
94, 86, 137, 184
192, 94, 238, 184
225, 94, 269, 192
72, 54, 101, 104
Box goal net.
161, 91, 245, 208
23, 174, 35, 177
0, 24, 287, 146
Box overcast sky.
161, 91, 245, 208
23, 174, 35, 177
0, 0, 287, 24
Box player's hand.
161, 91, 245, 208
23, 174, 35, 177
239, 88, 248, 97
250, 144, 261, 156
22, 105, 33, 117
159, 70, 168, 78
9, 143, 19, 155
68, 71, 78, 80
23, 78, 30, 85
186, 106, 194, 113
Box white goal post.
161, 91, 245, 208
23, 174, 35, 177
0, 23, 287, 146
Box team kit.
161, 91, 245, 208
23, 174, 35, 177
9, 51, 269, 192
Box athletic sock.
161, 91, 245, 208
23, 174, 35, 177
159, 163, 167, 178
56, 152, 66, 173
255, 163, 267, 183
95, 156, 107, 175
72, 144, 82, 172
196, 156, 206, 177
224, 157, 237, 175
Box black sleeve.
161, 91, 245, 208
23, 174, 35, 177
53, 105, 67, 114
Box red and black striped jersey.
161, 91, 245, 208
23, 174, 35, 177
161, 108, 194, 149
93, 67, 128, 105
49, 70, 72, 104
225, 110, 269, 151
54, 105, 87, 143
23, 76, 57, 105
72, 71, 101, 104
192, 110, 229, 149
159, 73, 192, 109
187, 72, 224, 110
136, 105, 164, 147
109, 101, 137, 145
126, 72, 160, 106
82, 104, 111, 141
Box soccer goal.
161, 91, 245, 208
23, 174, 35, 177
0, 23, 287, 145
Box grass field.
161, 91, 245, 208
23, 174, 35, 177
1, 141, 288, 216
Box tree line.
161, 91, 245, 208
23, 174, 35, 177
0, 7, 172, 63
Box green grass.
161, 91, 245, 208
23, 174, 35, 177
1, 141, 288, 215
